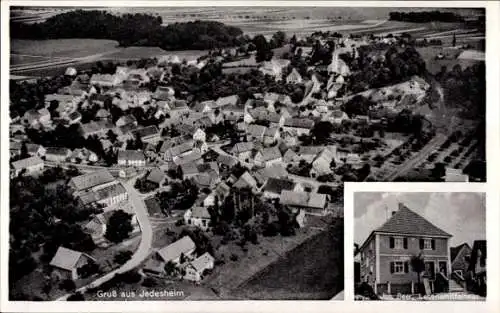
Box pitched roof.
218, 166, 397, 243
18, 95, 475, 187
216, 154, 238, 168
215, 95, 239, 107
131, 126, 160, 139
284, 118, 315, 129
191, 206, 211, 219
147, 168, 165, 184
263, 177, 296, 194
174, 150, 202, 166
450, 243, 471, 263
95, 182, 127, 202
157, 236, 196, 263
247, 124, 267, 138
11, 156, 43, 170
231, 142, 254, 154
258, 147, 282, 162
118, 150, 145, 161
190, 252, 214, 273
69, 170, 115, 192
233, 171, 257, 189
49, 246, 88, 271
280, 191, 326, 209
375, 204, 452, 237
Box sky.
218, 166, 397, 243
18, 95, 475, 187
354, 192, 486, 248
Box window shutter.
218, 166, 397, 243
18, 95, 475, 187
419, 239, 424, 250
390, 237, 395, 249
403, 238, 408, 249
431, 239, 436, 250
390, 262, 394, 273
404, 262, 409, 273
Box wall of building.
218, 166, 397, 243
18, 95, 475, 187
378, 234, 449, 257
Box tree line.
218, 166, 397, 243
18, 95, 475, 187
388, 11, 465, 23
10, 10, 245, 50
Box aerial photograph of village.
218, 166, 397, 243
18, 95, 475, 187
354, 192, 486, 301
8, 6, 485, 301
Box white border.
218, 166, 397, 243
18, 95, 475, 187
2, 1, 499, 313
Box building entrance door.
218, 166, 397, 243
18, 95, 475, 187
424, 261, 435, 279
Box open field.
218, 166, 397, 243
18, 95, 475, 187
11, 39, 120, 58
230, 220, 343, 300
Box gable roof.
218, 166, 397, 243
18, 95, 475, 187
257, 147, 282, 162
284, 118, 314, 129
147, 168, 165, 184
49, 246, 89, 271
191, 206, 211, 219
450, 243, 471, 263
375, 204, 452, 237
157, 236, 196, 263
280, 190, 326, 209
190, 252, 214, 273
11, 156, 43, 170
118, 150, 145, 161
233, 171, 257, 189
69, 170, 115, 192
231, 142, 254, 154
263, 177, 296, 194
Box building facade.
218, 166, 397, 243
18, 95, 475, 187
359, 203, 452, 295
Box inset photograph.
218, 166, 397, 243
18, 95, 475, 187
354, 191, 486, 301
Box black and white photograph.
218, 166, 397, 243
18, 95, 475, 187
353, 191, 486, 301
2, 1, 491, 307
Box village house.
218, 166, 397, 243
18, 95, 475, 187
286, 68, 303, 84
279, 190, 328, 216
116, 114, 138, 128
263, 127, 280, 145
117, 150, 146, 167
146, 167, 165, 186
283, 148, 301, 164
193, 128, 206, 142
69, 148, 99, 164
45, 147, 72, 163
168, 100, 190, 120
253, 164, 289, 186
261, 177, 301, 199
92, 182, 128, 207
233, 171, 258, 190
203, 182, 231, 207
90, 73, 122, 87
297, 146, 325, 163
215, 94, 240, 109
81, 120, 115, 139
174, 150, 203, 166
163, 141, 194, 162
118, 167, 137, 179
130, 126, 161, 144
283, 118, 315, 136
184, 206, 211, 230
193, 100, 214, 113
259, 59, 291, 81
49, 246, 96, 281
310, 147, 338, 177
359, 203, 452, 295
26, 143, 46, 157
230, 142, 254, 162
146, 235, 197, 274
450, 243, 472, 278
183, 252, 215, 283
66, 111, 82, 125
246, 124, 267, 142
11, 156, 44, 177
254, 146, 282, 167
69, 170, 115, 192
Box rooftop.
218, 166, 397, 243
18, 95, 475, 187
157, 236, 196, 263
69, 170, 115, 192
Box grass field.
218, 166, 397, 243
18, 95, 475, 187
11, 39, 120, 58
230, 220, 344, 300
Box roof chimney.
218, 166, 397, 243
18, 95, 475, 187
398, 202, 406, 210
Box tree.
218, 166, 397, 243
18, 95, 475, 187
410, 253, 426, 294
67, 292, 85, 301
59, 279, 76, 291
104, 210, 133, 243
253, 34, 273, 63
114, 250, 133, 265
272, 31, 286, 48
164, 261, 178, 276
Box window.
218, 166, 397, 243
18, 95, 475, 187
390, 237, 407, 249
394, 261, 404, 273
390, 261, 409, 275
423, 239, 433, 250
